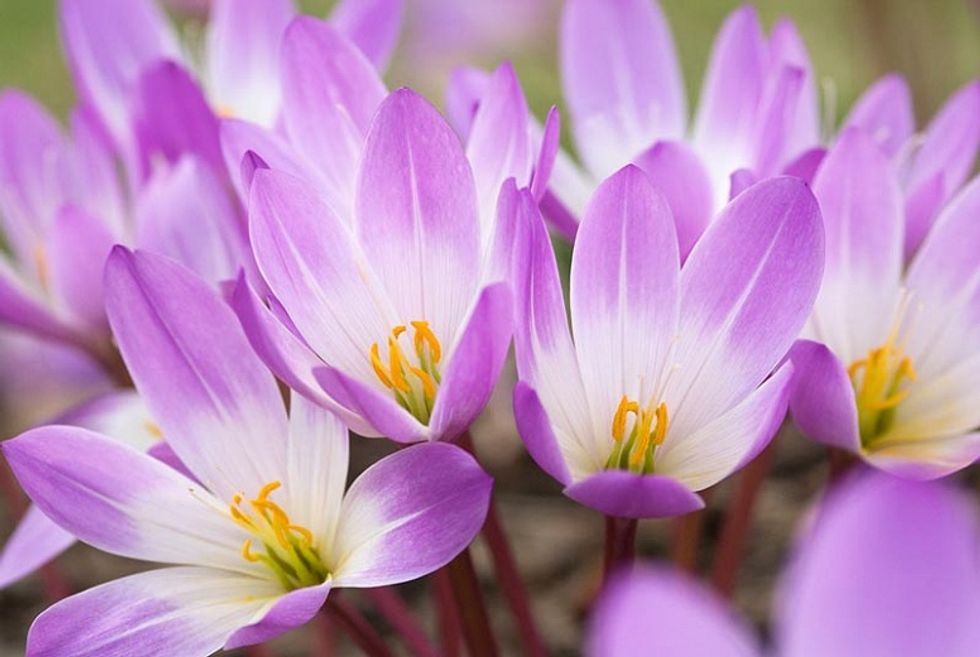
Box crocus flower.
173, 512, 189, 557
0, 90, 244, 361
2, 247, 492, 656
843, 76, 980, 258
220, 15, 554, 238
512, 167, 823, 518
546, 0, 818, 254
789, 128, 980, 479
586, 469, 980, 657
233, 88, 513, 443
60, 0, 402, 143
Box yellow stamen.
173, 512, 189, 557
370, 343, 394, 389
411, 320, 442, 363
848, 304, 918, 444
388, 337, 411, 393
228, 480, 328, 590
369, 321, 445, 423
611, 396, 639, 442
608, 396, 669, 473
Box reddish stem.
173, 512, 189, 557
325, 595, 396, 657
243, 645, 272, 657
459, 432, 548, 657
603, 516, 638, 578
446, 547, 499, 657
363, 587, 439, 657
710, 442, 777, 597
311, 611, 336, 656
671, 488, 714, 573
433, 567, 462, 657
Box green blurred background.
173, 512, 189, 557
2, 0, 978, 127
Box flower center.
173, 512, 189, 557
370, 321, 443, 424
229, 481, 328, 590
848, 334, 917, 447
605, 395, 669, 474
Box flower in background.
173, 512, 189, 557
0, 90, 245, 367
59, 0, 402, 142
587, 470, 980, 657
789, 128, 980, 479
512, 167, 823, 518
546, 0, 817, 253
233, 88, 513, 444
220, 15, 554, 238
2, 247, 491, 656
843, 75, 980, 259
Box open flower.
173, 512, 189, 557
843, 76, 980, 258
0, 90, 244, 362
586, 470, 980, 657
232, 88, 513, 443
546, 0, 817, 254
513, 167, 823, 518
2, 247, 491, 656
220, 15, 553, 240
789, 128, 980, 479
60, 0, 402, 143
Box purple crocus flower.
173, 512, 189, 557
843, 76, 980, 258
512, 167, 824, 518
0, 90, 244, 359
587, 470, 980, 657
2, 247, 492, 656
789, 128, 980, 479
544, 0, 817, 253
60, 0, 402, 140
220, 15, 552, 235
233, 88, 514, 444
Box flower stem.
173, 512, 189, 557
671, 488, 714, 573
325, 594, 396, 657
445, 547, 499, 657
363, 587, 439, 657
432, 567, 462, 657
603, 516, 638, 578
311, 611, 336, 656
710, 441, 776, 597
458, 432, 548, 657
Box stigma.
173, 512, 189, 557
606, 395, 669, 474
848, 301, 917, 445
370, 321, 443, 423
229, 481, 328, 590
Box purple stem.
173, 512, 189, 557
363, 587, 439, 657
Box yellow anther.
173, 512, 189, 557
611, 396, 639, 442
411, 320, 442, 363
388, 337, 412, 392
144, 421, 163, 438
608, 396, 669, 471
289, 524, 314, 545
257, 481, 281, 500
653, 402, 669, 446
849, 316, 917, 442
371, 343, 395, 389
369, 321, 445, 423
229, 481, 327, 590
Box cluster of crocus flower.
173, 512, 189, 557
0, 1, 977, 656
